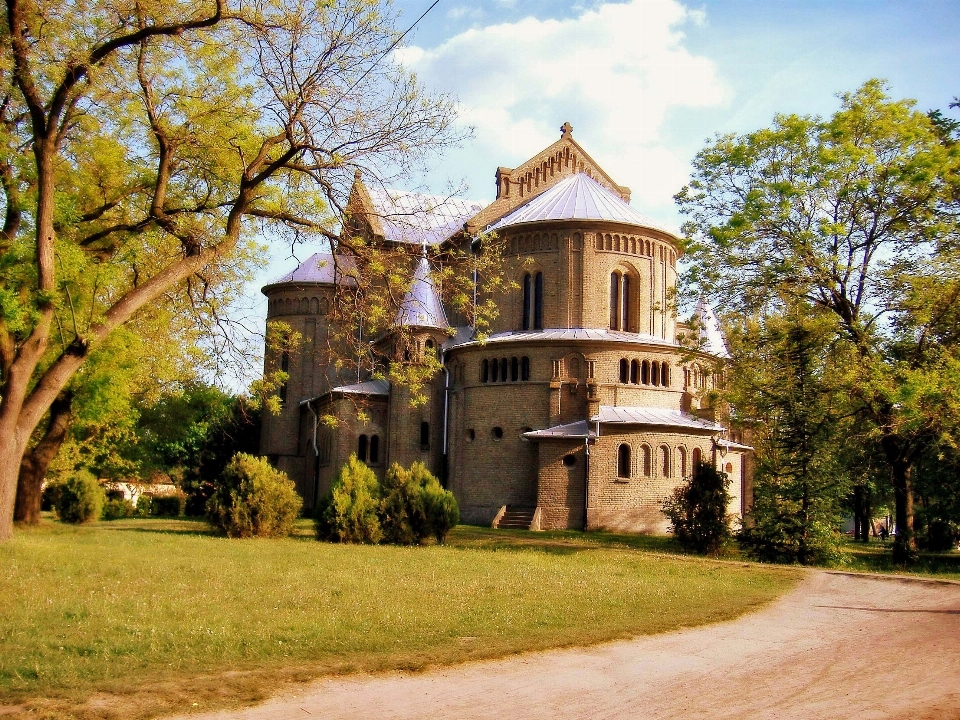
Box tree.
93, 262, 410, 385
677, 80, 960, 562
661, 461, 732, 555
0, 0, 463, 540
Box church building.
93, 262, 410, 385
259, 124, 752, 533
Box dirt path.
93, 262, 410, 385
171, 571, 960, 720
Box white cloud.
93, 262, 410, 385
397, 0, 728, 217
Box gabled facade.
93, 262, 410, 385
260, 124, 752, 532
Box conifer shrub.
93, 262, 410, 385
206, 453, 301, 538
151, 494, 186, 517
379, 461, 459, 544
134, 494, 154, 517
55, 470, 105, 524
661, 462, 732, 554
316, 454, 382, 543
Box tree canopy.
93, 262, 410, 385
678, 80, 960, 561
0, 0, 466, 540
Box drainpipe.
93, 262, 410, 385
305, 399, 320, 508
442, 354, 450, 486
583, 433, 590, 530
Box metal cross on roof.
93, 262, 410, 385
561, 121, 573, 138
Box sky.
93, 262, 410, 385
239, 0, 960, 385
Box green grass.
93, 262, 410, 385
840, 538, 960, 580
1, 517, 797, 719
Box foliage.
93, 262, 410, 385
380, 461, 459, 544
134, 494, 154, 518
206, 454, 301, 539
316, 455, 382, 544
0, 0, 468, 541
661, 462, 732, 554
102, 498, 135, 521
677, 80, 960, 562
151, 494, 186, 518
54, 470, 104, 525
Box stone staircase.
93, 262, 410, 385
495, 506, 536, 530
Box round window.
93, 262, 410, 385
491, 426, 504, 440
563, 454, 576, 467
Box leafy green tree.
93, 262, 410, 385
0, 0, 464, 542
677, 80, 960, 562
54, 469, 104, 525
661, 461, 732, 555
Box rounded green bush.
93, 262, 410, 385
56, 470, 105, 524
316, 454, 382, 543
206, 453, 301, 538
102, 498, 135, 521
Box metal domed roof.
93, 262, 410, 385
486, 173, 673, 235
262, 252, 356, 290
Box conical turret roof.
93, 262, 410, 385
695, 298, 729, 358
396, 255, 448, 330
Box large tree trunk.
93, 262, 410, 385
891, 459, 916, 563
14, 390, 73, 525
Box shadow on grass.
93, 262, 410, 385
842, 539, 960, 578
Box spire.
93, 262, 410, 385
396, 254, 448, 330
694, 298, 730, 358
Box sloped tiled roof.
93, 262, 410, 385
366, 188, 483, 246
524, 420, 596, 440
446, 327, 677, 350
694, 298, 730, 359
487, 173, 673, 235
396, 255, 449, 329
263, 252, 356, 289
592, 406, 725, 432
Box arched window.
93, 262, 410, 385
621, 273, 631, 331
491, 357, 499, 382
522, 273, 532, 330
609, 272, 621, 330
678, 447, 687, 478
692, 447, 702, 474
651, 361, 660, 387
660, 445, 671, 477
358, 434, 368, 462
641, 359, 650, 385
641, 445, 652, 476
521, 356, 530, 381
481, 359, 489, 383
619, 358, 628, 384
661, 362, 669, 387
279, 351, 290, 402
511, 357, 519, 382
534, 272, 544, 329
420, 422, 430, 451
617, 444, 631, 478
369, 435, 380, 464
630, 359, 639, 384
500, 357, 508, 381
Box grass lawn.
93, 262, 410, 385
840, 537, 960, 580
1, 517, 798, 720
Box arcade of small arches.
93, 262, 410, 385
480, 356, 532, 383
595, 233, 677, 264
356, 433, 381, 464
616, 443, 703, 480
497, 145, 607, 200
618, 357, 670, 387
268, 295, 330, 316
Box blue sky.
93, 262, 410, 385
241, 0, 959, 384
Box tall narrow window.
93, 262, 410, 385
651, 361, 660, 386
521, 356, 530, 381
630, 359, 639, 384
621, 274, 631, 331
619, 358, 628, 384
358, 434, 368, 462
660, 445, 671, 477
491, 358, 499, 382
511, 357, 519, 381
641, 445, 652, 476
420, 422, 430, 451
609, 272, 620, 330
692, 447, 702, 475
533, 272, 544, 329
522, 273, 531, 330
641, 360, 650, 385
500, 357, 508, 381
481, 359, 489, 383
279, 350, 290, 402
678, 447, 687, 477
369, 435, 380, 464
661, 362, 669, 387
617, 444, 631, 478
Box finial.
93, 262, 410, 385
561, 121, 573, 139
354, 168, 362, 182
